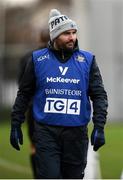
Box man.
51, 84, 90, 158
10, 9, 108, 179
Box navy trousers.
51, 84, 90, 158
33, 122, 88, 179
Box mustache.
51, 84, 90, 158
66, 40, 75, 44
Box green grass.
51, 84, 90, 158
0, 122, 33, 179
99, 122, 123, 179
0, 121, 123, 179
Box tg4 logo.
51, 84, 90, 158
44, 97, 81, 115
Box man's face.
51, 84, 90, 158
54, 29, 77, 50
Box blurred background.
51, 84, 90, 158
0, 0, 123, 179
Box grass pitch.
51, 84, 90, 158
0, 121, 123, 179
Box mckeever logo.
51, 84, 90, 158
46, 77, 80, 84
59, 66, 68, 76
46, 66, 80, 84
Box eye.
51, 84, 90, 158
72, 30, 77, 34
63, 32, 69, 35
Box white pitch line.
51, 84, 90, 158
0, 158, 32, 174
84, 142, 101, 179
121, 170, 123, 179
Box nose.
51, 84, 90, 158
69, 33, 74, 40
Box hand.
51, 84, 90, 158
10, 123, 23, 151
91, 127, 105, 151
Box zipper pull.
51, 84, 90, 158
61, 49, 64, 60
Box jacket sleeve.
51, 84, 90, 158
17, 52, 31, 84
88, 56, 108, 129
11, 54, 36, 125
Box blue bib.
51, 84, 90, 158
32, 48, 93, 126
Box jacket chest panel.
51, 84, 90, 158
36, 59, 87, 90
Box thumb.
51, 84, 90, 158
18, 128, 23, 145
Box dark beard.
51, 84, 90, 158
63, 41, 75, 50
49, 39, 79, 63
60, 41, 75, 53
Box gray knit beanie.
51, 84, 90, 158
49, 9, 78, 41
